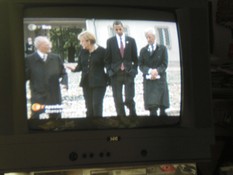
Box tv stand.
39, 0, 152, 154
201, 59, 233, 175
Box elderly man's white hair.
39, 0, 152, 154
144, 28, 156, 36
34, 36, 51, 49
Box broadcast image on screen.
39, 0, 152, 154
24, 18, 181, 130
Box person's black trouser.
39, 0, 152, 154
111, 71, 136, 117
83, 86, 106, 117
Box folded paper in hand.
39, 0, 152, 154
146, 74, 160, 80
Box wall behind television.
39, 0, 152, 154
209, 0, 233, 60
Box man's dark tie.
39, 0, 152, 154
120, 37, 125, 70
42, 54, 47, 62
120, 37, 124, 58
150, 44, 154, 56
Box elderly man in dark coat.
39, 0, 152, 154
25, 36, 68, 119
139, 28, 170, 116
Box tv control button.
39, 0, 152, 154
69, 152, 78, 161
141, 149, 148, 157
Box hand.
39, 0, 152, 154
151, 75, 157, 80
66, 65, 75, 71
150, 69, 158, 77
61, 84, 68, 90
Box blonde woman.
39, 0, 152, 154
67, 31, 108, 117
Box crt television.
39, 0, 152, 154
0, 0, 214, 173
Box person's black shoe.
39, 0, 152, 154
160, 110, 168, 116
149, 108, 158, 117
129, 110, 137, 117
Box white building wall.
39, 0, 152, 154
86, 19, 180, 62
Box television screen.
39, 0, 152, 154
24, 17, 181, 130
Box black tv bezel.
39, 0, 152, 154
0, 0, 214, 172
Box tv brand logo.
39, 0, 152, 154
107, 136, 121, 142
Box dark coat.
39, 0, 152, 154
25, 42, 34, 55
25, 52, 68, 105
105, 36, 138, 77
74, 46, 108, 87
139, 44, 170, 109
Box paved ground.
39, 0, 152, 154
26, 61, 181, 119
60, 61, 181, 118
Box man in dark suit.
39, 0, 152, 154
25, 36, 68, 119
105, 20, 138, 117
139, 28, 170, 116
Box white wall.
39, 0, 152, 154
86, 19, 180, 61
